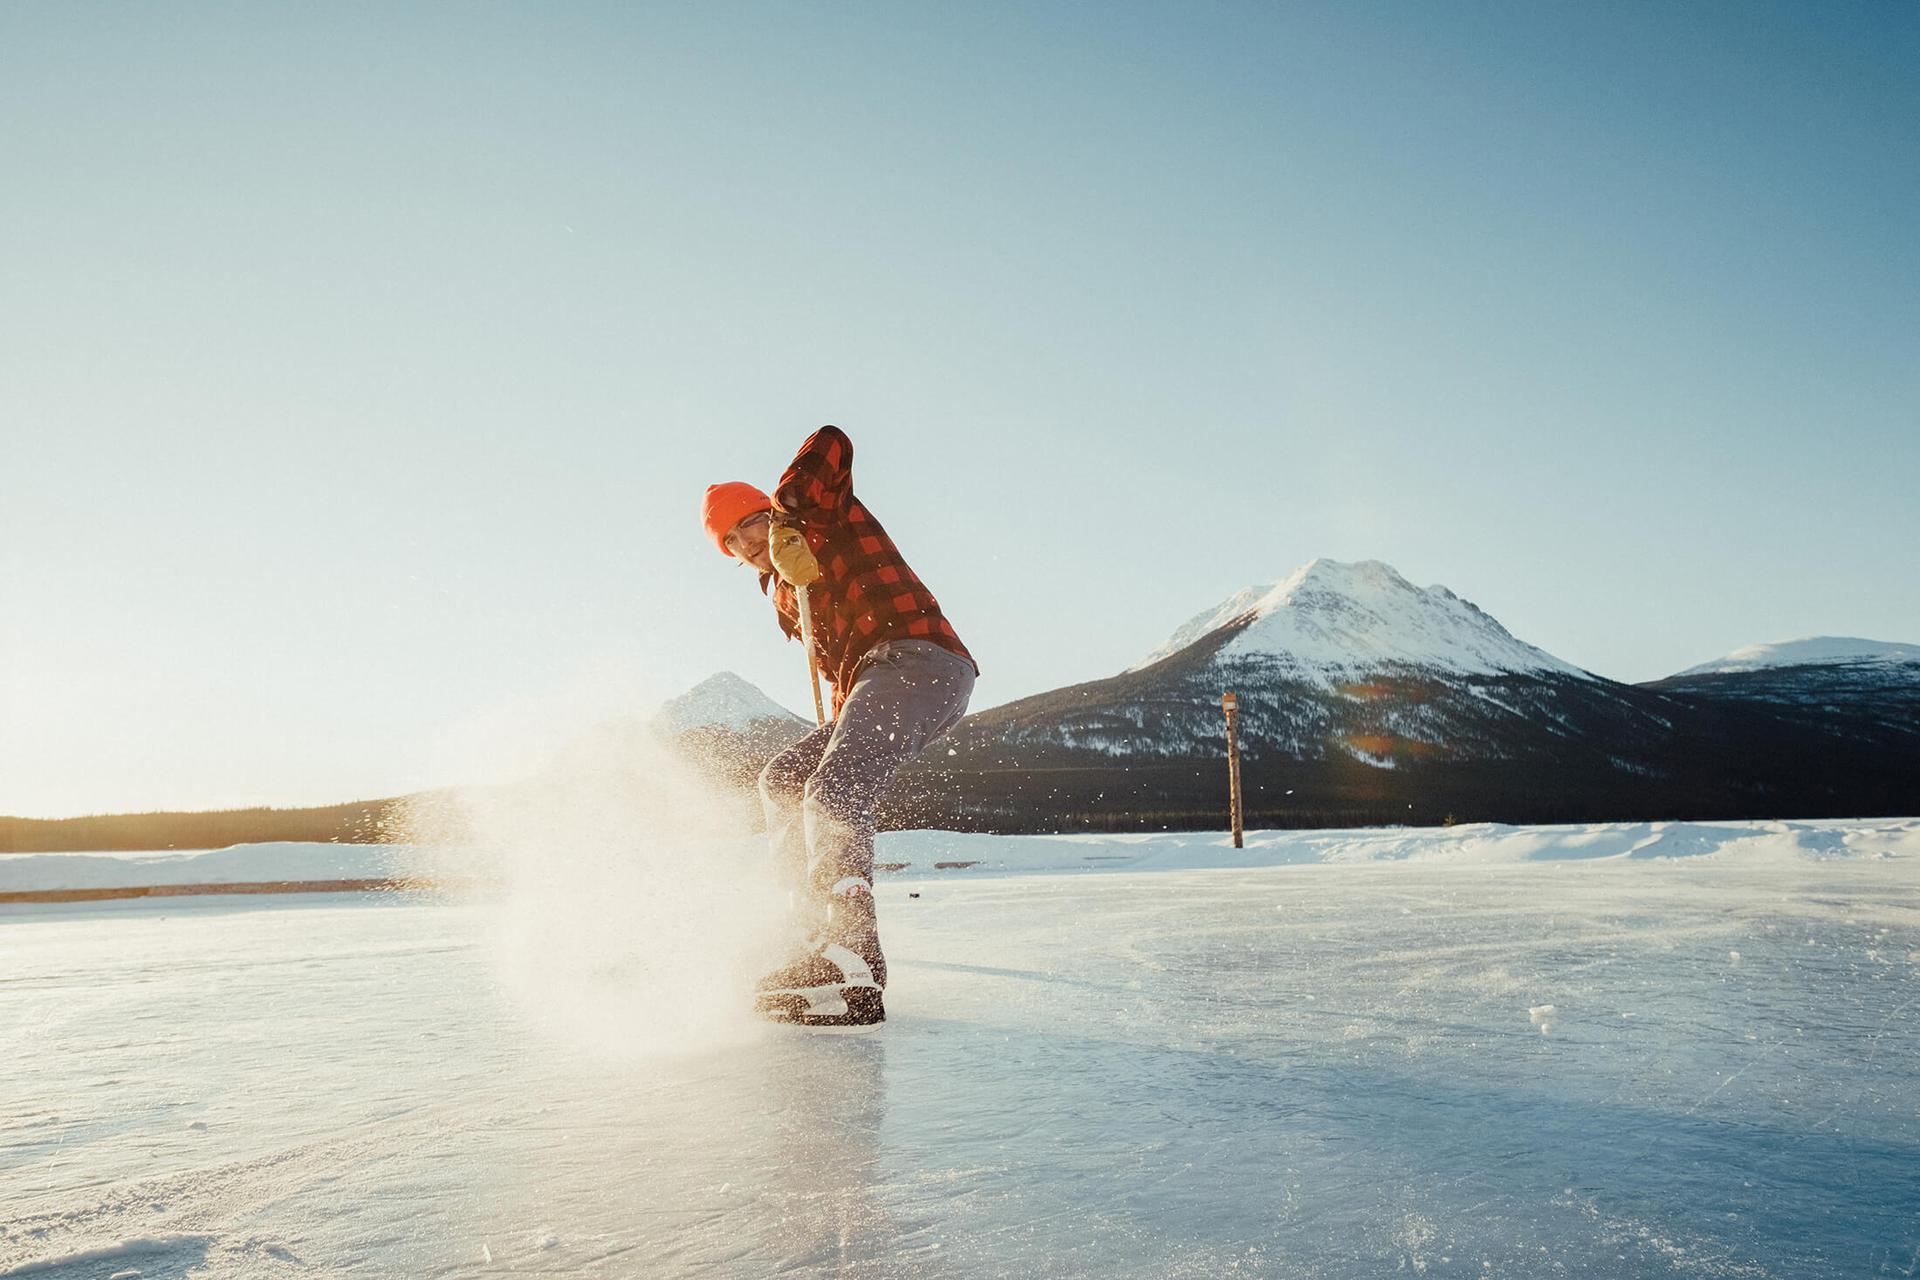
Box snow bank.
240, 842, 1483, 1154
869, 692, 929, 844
6, 818, 1913, 899
880, 817, 1919, 875
0, 842, 402, 894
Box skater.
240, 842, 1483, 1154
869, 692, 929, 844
702, 426, 977, 1026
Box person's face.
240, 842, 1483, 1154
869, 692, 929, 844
725, 510, 774, 573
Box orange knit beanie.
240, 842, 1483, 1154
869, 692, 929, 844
701, 482, 773, 555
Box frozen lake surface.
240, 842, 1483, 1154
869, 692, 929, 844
4, 828, 1918, 1277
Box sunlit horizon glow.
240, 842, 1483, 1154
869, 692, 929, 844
4, 4, 1916, 818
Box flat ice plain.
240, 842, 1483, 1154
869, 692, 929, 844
4, 820, 1918, 1278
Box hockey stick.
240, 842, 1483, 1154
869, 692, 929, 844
796, 585, 826, 726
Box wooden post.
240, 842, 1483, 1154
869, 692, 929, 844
1222, 691, 1244, 849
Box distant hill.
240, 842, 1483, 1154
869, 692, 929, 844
1670, 636, 1920, 676
1639, 635, 1920, 751
0, 797, 411, 855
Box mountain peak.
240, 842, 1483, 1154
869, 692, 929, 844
1675, 636, 1920, 677
656, 672, 805, 734
1137, 558, 1588, 682
1263, 558, 1436, 612
1287, 557, 1406, 589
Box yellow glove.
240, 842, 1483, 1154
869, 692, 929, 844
768, 517, 822, 586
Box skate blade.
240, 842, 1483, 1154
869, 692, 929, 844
755, 986, 885, 1029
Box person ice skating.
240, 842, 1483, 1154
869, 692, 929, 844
702, 426, 977, 1027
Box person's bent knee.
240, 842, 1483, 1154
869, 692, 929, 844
803, 769, 875, 829
759, 753, 809, 808
800, 772, 839, 820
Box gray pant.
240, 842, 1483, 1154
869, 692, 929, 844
758, 639, 976, 905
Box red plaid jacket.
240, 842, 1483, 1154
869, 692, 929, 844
763, 426, 976, 717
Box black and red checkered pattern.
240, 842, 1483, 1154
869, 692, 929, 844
762, 426, 975, 716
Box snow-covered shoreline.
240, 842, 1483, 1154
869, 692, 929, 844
0, 842, 406, 899
3, 817, 1913, 901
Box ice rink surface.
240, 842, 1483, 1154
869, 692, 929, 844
4, 827, 1918, 1278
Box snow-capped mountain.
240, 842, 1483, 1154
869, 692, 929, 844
651, 672, 810, 787
961, 557, 1629, 769
1134, 559, 1591, 681
1674, 636, 1920, 677
545, 673, 808, 791
655, 672, 808, 735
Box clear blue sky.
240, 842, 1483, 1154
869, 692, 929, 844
4, 2, 1915, 817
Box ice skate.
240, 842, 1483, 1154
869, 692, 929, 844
755, 882, 887, 1028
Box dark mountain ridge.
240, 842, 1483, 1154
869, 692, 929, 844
899, 565, 1920, 831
